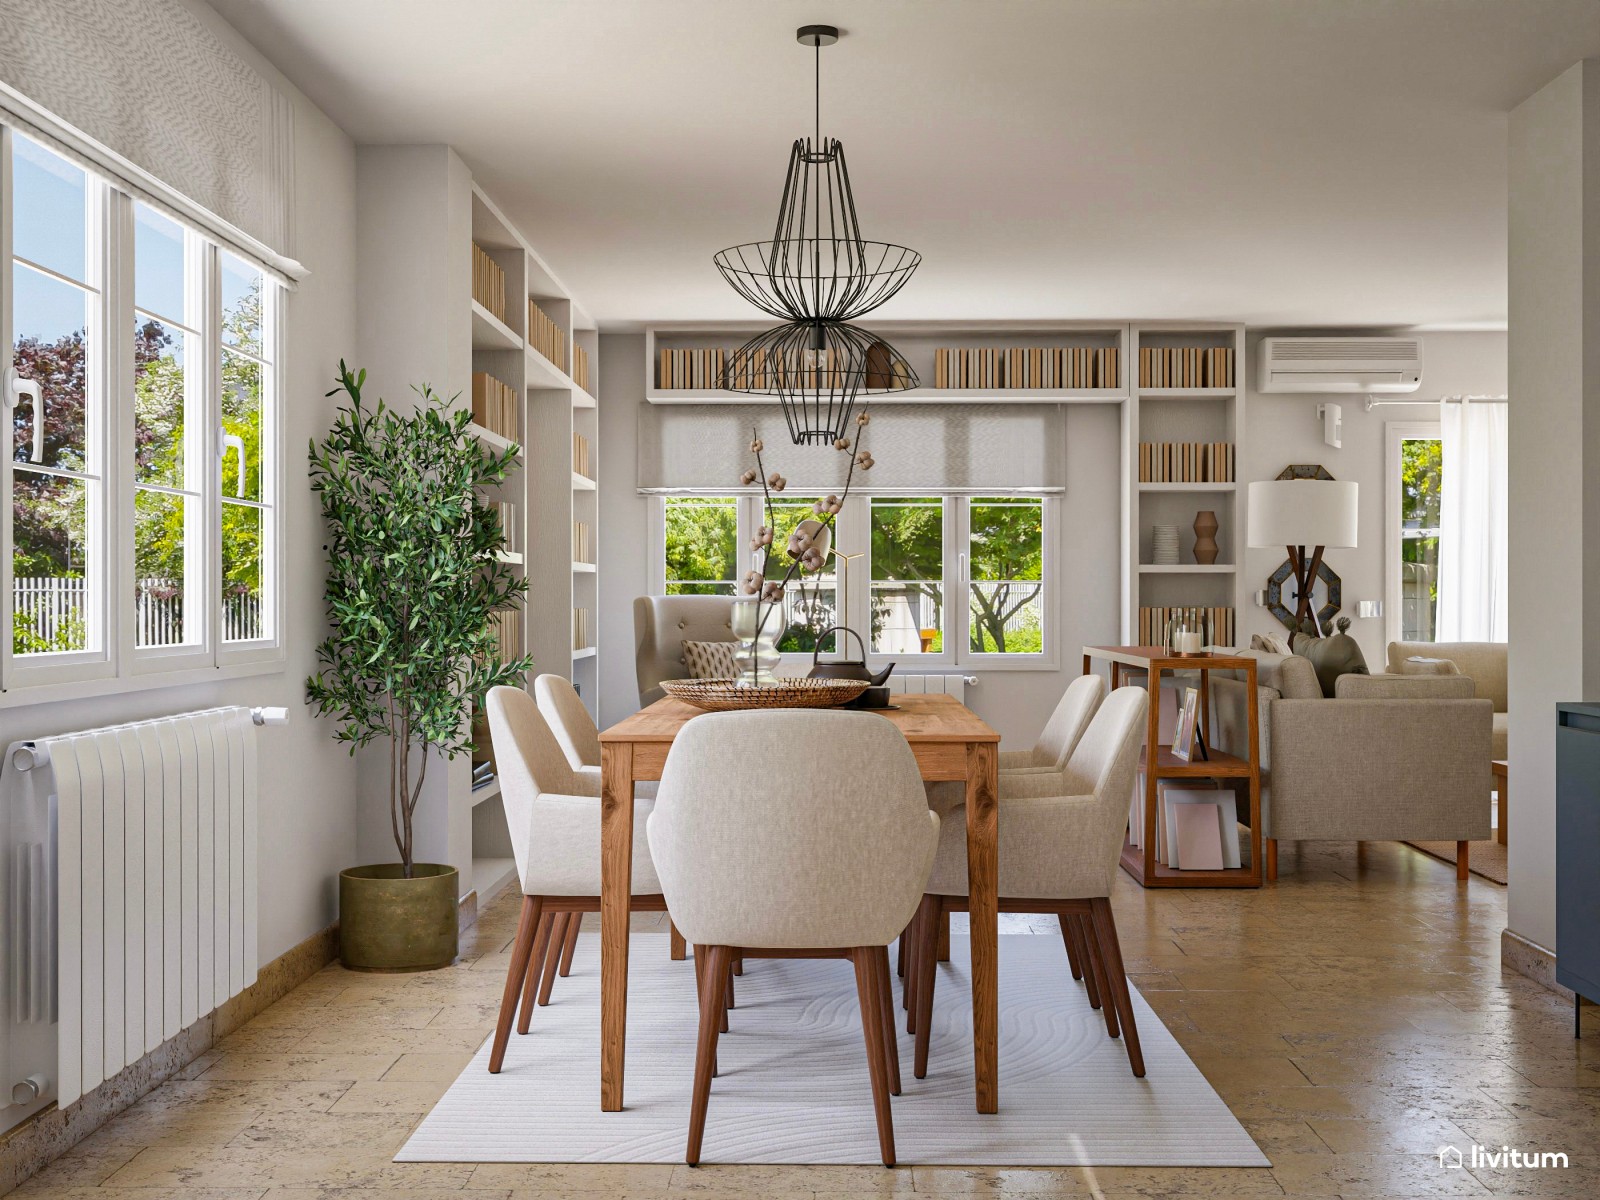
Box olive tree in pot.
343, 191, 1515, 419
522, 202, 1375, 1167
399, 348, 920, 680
307, 362, 532, 970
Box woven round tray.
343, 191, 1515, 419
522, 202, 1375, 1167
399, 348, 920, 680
660, 677, 870, 712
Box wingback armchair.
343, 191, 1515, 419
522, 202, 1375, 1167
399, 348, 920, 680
633, 595, 737, 706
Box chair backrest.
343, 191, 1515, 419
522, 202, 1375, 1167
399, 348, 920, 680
535, 673, 601, 769
486, 685, 592, 889
648, 710, 938, 949
633, 594, 738, 706
1064, 684, 1149, 805
1035, 673, 1105, 769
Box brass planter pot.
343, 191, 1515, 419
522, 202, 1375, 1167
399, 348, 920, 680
339, 863, 459, 971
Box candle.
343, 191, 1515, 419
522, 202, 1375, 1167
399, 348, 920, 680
1173, 628, 1203, 654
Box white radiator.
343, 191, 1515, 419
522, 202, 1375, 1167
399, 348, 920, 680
887, 674, 976, 705
1, 706, 260, 1132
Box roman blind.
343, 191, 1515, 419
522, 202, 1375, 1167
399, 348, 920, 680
637, 402, 1066, 494
0, 0, 300, 280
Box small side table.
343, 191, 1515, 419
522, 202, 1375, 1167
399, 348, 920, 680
1492, 759, 1508, 846
1083, 645, 1264, 888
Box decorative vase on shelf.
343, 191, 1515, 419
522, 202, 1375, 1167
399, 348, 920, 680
1152, 525, 1180, 565
1192, 510, 1219, 565
731, 597, 782, 687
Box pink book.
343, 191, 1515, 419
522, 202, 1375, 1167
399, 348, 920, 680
1173, 802, 1225, 871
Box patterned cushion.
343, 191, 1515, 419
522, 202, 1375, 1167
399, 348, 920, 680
681, 640, 740, 680
1400, 656, 1461, 677
1251, 632, 1292, 655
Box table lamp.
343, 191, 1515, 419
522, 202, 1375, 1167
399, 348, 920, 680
1247, 479, 1358, 634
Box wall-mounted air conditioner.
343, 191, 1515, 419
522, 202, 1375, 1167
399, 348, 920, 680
1257, 336, 1423, 394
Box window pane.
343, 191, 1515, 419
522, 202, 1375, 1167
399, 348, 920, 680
135, 317, 191, 487
222, 349, 262, 502
1401, 438, 1442, 641
665, 497, 737, 594
134, 489, 195, 646
870, 497, 943, 654
12, 136, 87, 281
221, 253, 263, 356
134, 205, 187, 326
13, 265, 92, 471
969, 497, 1043, 654
762, 499, 838, 652
222, 502, 265, 641
12, 471, 92, 654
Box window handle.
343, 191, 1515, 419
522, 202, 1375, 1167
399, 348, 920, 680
6, 374, 44, 464
220, 432, 245, 498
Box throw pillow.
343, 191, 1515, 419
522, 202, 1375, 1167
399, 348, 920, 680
681, 639, 739, 680
1291, 618, 1370, 698
1400, 656, 1461, 677
1251, 632, 1291, 655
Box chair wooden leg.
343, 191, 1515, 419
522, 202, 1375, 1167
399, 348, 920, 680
670, 920, 687, 961
1071, 915, 1102, 1010
872, 945, 902, 1096
1265, 836, 1278, 882
937, 907, 951, 963
558, 912, 581, 977
851, 948, 896, 1167
516, 911, 556, 1034
897, 929, 906, 978
913, 897, 940, 1079
1090, 896, 1144, 1077
733, 955, 744, 976
686, 945, 732, 1166
490, 895, 541, 1073
906, 896, 932, 1032
1060, 913, 1083, 981
537, 913, 567, 1006
1083, 910, 1120, 1039
1457, 840, 1470, 881
693, 944, 718, 1077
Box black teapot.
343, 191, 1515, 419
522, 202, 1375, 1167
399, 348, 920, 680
809, 627, 894, 687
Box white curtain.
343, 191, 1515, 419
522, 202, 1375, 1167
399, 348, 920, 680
1437, 399, 1508, 641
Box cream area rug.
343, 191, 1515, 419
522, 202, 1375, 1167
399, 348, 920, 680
397, 934, 1267, 1167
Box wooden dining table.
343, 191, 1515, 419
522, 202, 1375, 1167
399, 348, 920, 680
597, 692, 1002, 1114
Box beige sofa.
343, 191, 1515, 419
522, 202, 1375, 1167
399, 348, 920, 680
1209, 651, 1493, 880
1386, 641, 1507, 761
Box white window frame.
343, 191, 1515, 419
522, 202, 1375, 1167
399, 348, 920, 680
0, 124, 285, 704
1384, 420, 1442, 647
651, 491, 1058, 673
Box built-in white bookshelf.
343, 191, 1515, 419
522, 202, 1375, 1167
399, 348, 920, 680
357, 146, 598, 912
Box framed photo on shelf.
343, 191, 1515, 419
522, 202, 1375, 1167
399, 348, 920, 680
1171, 686, 1201, 761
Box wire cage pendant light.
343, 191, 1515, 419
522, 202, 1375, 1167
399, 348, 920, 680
716, 24, 921, 445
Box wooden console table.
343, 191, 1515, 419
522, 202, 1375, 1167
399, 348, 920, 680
1082, 646, 1263, 887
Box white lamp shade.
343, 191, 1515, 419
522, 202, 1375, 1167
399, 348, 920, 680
1247, 479, 1359, 549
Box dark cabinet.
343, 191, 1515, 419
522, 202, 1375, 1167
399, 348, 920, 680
1556, 703, 1600, 1028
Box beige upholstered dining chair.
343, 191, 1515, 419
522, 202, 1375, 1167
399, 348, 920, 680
633, 594, 737, 706
648, 710, 939, 1167
904, 686, 1150, 1080
533, 673, 602, 783
484, 686, 665, 1074
1001, 673, 1105, 774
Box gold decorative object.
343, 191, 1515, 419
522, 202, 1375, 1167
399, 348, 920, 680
660, 677, 869, 711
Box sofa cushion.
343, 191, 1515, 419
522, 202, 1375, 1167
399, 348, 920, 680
1335, 673, 1477, 700
1399, 656, 1461, 677
1276, 653, 1324, 699
1251, 632, 1292, 655
1292, 629, 1370, 698
1387, 641, 1507, 711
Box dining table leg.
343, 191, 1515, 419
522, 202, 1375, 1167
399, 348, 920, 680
600, 741, 635, 1111
965, 740, 1000, 1114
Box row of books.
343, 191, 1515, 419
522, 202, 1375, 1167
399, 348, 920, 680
658, 348, 724, 389
573, 432, 594, 479
1137, 605, 1235, 649
1128, 774, 1242, 870
529, 300, 567, 371
486, 608, 522, 661
573, 343, 591, 393
933, 346, 1119, 390
471, 243, 507, 323
573, 607, 592, 652
1139, 346, 1234, 389
1138, 441, 1236, 483
471, 372, 518, 441
573, 521, 593, 564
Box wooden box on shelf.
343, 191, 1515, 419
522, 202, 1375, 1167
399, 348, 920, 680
1082, 645, 1262, 888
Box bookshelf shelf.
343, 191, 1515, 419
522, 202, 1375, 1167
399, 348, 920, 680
495, 550, 524, 565
471, 301, 522, 351
1138, 564, 1237, 574
526, 344, 570, 389
572, 473, 596, 491
644, 386, 1122, 406
1138, 482, 1236, 493
574, 386, 598, 409
470, 779, 502, 806
466, 423, 519, 454
572, 561, 596, 573
573, 646, 597, 661
1139, 387, 1237, 399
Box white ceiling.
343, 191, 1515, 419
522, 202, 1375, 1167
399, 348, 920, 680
207, 0, 1600, 330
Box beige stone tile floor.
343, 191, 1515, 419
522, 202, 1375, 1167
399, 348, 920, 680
9, 838, 1600, 1199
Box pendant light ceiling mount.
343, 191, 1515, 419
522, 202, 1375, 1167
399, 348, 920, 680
714, 21, 922, 445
